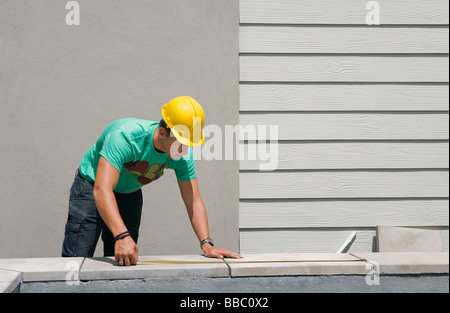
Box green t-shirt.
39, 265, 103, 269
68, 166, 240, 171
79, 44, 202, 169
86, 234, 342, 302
79, 118, 197, 194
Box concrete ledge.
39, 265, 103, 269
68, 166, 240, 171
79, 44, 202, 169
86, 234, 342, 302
351, 252, 449, 274
80, 255, 230, 281
0, 257, 84, 282
1, 252, 448, 292
224, 253, 368, 277
0, 269, 22, 293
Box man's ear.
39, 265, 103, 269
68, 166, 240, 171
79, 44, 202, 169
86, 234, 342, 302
158, 126, 167, 138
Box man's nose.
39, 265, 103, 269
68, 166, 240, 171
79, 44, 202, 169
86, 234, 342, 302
178, 144, 188, 155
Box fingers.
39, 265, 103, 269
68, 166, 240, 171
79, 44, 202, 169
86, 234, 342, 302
115, 238, 139, 266
117, 250, 138, 266
216, 247, 242, 258
115, 257, 128, 266
117, 256, 137, 266
206, 248, 244, 259
223, 250, 244, 259
230, 252, 244, 259
130, 248, 139, 265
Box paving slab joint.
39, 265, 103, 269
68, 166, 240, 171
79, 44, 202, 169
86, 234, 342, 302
78, 257, 87, 282
222, 259, 232, 278
349, 253, 374, 271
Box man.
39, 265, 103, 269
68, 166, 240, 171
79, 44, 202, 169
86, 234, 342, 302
62, 96, 242, 266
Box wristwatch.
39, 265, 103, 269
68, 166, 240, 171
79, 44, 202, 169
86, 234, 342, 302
200, 238, 214, 249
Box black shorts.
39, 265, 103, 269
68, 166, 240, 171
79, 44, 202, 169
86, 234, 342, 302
61, 170, 143, 257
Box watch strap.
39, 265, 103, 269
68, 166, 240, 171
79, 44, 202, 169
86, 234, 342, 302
200, 238, 214, 249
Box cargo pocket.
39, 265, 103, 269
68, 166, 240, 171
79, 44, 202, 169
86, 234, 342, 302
69, 176, 88, 200
62, 222, 81, 257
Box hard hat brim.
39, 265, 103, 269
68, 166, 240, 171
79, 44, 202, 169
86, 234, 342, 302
172, 129, 205, 147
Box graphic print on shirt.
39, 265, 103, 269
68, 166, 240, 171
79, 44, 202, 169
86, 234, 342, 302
123, 161, 167, 185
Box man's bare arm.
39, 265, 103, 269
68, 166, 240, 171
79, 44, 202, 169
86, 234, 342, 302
177, 178, 243, 259
94, 156, 138, 266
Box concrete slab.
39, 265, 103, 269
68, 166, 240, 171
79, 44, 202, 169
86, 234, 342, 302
0, 257, 84, 282
1, 252, 447, 288
79, 255, 229, 281
376, 226, 443, 252
351, 252, 449, 274
224, 253, 368, 277
0, 269, 23, 293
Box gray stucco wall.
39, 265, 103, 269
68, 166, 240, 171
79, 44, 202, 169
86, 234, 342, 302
0, 0, 240, 258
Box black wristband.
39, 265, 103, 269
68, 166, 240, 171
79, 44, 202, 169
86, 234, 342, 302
200, 238, 214, 249
114, 231, 130, 242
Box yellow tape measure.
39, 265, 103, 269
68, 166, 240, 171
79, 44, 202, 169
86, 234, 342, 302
138, 259, 365, 264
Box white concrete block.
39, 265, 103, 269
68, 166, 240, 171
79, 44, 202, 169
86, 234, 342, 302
352, 252, 449, 274
79, 255, 230, 281
0, 257, 84, 282
224, 253, 368, 277
377, 226, 443, 252
0, 269, 22, 293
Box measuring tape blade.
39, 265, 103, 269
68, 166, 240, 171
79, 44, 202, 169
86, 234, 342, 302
137, 259, 364, 265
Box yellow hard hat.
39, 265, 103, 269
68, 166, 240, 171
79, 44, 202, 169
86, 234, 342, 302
161, 96, 205, 146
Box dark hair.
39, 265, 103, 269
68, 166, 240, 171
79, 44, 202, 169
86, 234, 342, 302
159, 119, 171, 136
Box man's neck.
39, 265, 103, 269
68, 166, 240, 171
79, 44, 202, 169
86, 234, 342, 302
152, 127, 166, 154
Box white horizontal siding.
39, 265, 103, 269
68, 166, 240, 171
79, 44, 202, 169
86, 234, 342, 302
238, 0, 449, 253
240, 171, 449, 199
240, 142, 449, 170
240, 0, 450, 25
240, 85, 449, 111
240, 26, 449, 54
239, 113, 449, 140
240, 56, 449, 82
239, 200, 449, 228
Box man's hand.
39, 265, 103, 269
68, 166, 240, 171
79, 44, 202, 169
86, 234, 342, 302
202, 243, 243, 259
114, 236, 139, 266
